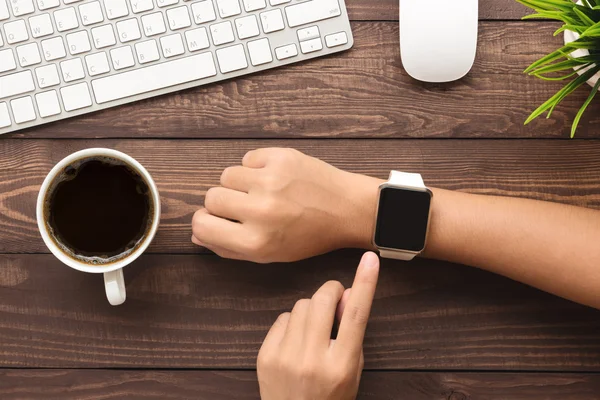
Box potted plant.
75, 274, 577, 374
517, 0, 600, 137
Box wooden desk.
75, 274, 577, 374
2, 1, 600, 398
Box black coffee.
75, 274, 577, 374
45, 157, 154, 265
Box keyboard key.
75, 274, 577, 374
35, 64, 60, 88
104, 0, 129, 19
54, 7, 79, 32
59, 58, 85, 82
91, 24, 117, 48
0, 103, 10, 128
79, 1, 104, 26
129, 0, 153, 13
216, 0, 241, 18
210, 21, 234, 46
270, 0, 289, 4
300, 37, 322, 54
260, 9, 284, 33
66, 30, 92, 55
167, 6, 191, 30
325, 31, 348, 48
16, 43, 41, 66
4, 20, 29, 44
29, 14, 54, 38
35, 90, 61, 117
110, 45, 135, 69
11, 96, 36, 123
242, 0, 265, 12
0, 49, 16, 72
0, 0, 9, 20
0, 33, 3, 46
91, 52, 217, 103
10, 0, 35, 17
141, 12, 166, 37
216, 43, 247, 73
247, 38, 272, 66
235, 15, 259, 40
0, 71, 35, 100
41, 36, 66, 60
36, 0, 59, 10
160, 33, 184, 58
85, 52, 110, 75
117, 18, 141, 42
156, 0, 178, 7
60, 82, 92, 111
275, 43, 297, 60
297, 26, 319, 42
185, 27, 209, 52
64, 0, 84, 4
135, 39, 160, 64
191, 1, 216, 24
285, 0, 341, 28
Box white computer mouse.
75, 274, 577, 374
399, 0, 478, 83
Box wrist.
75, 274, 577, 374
337, 171, 383, 251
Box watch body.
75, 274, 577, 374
373, 171, 433, 261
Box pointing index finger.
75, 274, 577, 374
335, 252, 380, 357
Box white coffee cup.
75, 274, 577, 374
36, 148, 161, 306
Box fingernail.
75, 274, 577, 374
361, 251, 379, 269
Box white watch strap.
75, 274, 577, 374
377, 171, 426, 262
388, 171, 426, 188
379, 249, 417, 261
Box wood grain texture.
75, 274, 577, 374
1, 252, 600, 369
347, 0, 530, 21
7, 22, 600, 139
1, 370, 599, 400
1, 139, 600, 254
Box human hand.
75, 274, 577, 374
192, 148, 382, 263
257, 252, 380, 400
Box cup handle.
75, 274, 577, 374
104, 269, 126, 306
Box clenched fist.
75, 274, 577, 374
192, 148, 382, 263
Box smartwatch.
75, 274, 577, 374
373, 171, 433, 261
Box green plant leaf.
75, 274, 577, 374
525, 65, 600, 124
571, 77, 600, 137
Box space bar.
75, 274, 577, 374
92, 52, 217, 104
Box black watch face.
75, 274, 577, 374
374, 187, 432, 252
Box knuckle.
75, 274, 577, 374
256, 195, 279, 216
271, 148, 296, 165
242, 149, 257, 164
312, 281, 344, 307
292, 298, 310, 313
192, 211, 207, 233
257, 351, 275, 371
259, 172, 281, 191
220, 166, 235, 186
244, 232, 269, 254
345, 304, 370, 326
276, 312, 291, 326
203, 187, 220, 211
298, 361, 320, 380
330, 367, 354, 387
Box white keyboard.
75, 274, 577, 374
0, 0, 353, 135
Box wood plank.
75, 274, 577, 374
1, 370, 599, 400
1, 252, 600, 369
7, 22, 599, 139
348, 0, 530, 21
1, 139, 600, 254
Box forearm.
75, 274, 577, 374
348, 173, 600, 309
423, 188, 600, 309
